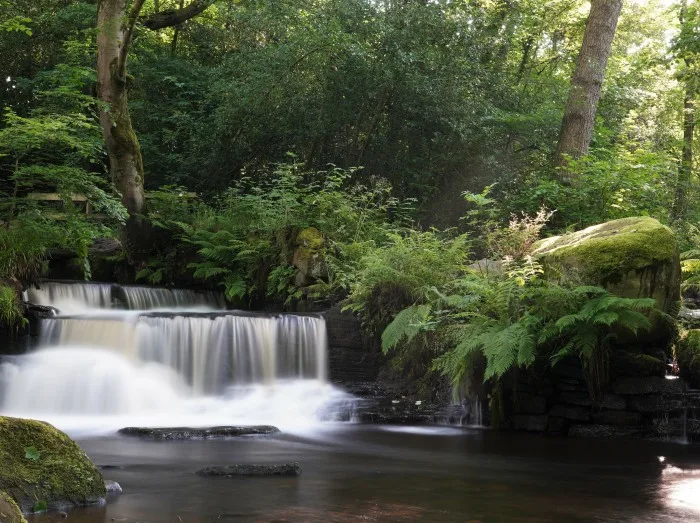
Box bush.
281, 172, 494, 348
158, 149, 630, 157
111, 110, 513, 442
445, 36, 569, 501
0, 285, 24, 329
145, 163, 415, 305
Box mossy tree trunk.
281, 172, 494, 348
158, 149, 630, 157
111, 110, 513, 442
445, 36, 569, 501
96, 0, 215, 259
554, 0, 623, 182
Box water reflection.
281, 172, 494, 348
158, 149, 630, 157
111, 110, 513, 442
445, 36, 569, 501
22, 426, 700, 523
662, 463, 700, 514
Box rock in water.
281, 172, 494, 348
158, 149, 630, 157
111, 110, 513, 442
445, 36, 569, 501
104, 480, 123, 495
118, 426, 280, 440
0, 491, 26, 523
533, 216, 680, 345
0, 417, 106, 513
197, 463, 302, 477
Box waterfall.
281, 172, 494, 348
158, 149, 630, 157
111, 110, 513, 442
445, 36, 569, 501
24, 281, 224, 312
120, 287, 225, 310
2, 281, 355, 434
24, 281, 113, 312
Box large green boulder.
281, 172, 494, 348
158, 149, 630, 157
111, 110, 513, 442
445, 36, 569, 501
0, 492, 25, 523
533, 217, 680, 345
291, 227, 326, 287
0, 417, 106, 513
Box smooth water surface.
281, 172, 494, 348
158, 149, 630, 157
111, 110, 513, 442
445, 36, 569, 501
27, 425, 700, 523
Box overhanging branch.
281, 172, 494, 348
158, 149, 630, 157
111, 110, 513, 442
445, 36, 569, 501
142, 0, 216, 30
119, 0, 147, 75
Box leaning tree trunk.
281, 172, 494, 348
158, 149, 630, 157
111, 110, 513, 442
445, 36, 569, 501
97, 0, 146, 218
97, 0, 151, 261
555, 0, 623, 181
96, 0, 214, 263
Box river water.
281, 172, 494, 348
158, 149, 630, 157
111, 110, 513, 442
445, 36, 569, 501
9, 282, 700, 522
25, 425, 700, 523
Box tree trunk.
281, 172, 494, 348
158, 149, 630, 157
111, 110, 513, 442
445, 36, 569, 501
97, 0, 146, 218
671, 0, 696, 223
96, 0, 215, 261
171, 0, 185, 56
671, 88, 696, 223
555, 0, 623, 179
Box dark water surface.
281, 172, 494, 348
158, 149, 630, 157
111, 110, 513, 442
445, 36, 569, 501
28, 425, 700, 523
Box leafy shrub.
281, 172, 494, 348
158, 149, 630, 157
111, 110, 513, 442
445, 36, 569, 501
149, 162, 414, 304
0, 284, 25, 329
382, 258, 656, 401
344, 229, 471, 335
0, 106, 126, 284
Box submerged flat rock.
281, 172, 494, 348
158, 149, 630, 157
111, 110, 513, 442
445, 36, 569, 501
118, 426, 280, 440
196, 463, 301, 477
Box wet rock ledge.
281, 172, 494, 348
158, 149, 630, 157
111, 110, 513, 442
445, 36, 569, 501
197, 463, 301, 477
118, 426, 280, 440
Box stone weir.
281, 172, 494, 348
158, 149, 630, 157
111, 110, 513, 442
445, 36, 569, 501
0, 282, 358, 426
37, 310, 329, 394
24, 280, 225, 311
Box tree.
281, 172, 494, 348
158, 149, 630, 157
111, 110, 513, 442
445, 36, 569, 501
95, 0, 215, 256
670, 0, 698, 223
555, 0, 623, 180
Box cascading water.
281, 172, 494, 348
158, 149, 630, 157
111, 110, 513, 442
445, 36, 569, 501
23, 281, 224, 312
24, 281, 113, 312
2, 281, 356, 435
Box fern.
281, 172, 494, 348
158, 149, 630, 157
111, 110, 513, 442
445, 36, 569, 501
381, 304, 432, 353
544, 294, 655, 401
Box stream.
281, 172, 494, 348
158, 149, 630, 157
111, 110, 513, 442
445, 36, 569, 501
25, 424, 700, 523
4, 281, 700, 522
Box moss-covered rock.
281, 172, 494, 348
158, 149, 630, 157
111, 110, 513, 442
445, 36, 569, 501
0, 417, 106, 513
677, 330, 700, 389
0, 491, 26, 523
533, 217, 681, 346
292, 227, 326, 287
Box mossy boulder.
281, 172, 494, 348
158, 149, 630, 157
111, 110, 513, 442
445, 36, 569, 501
292, 227, 326, 287
533, 217, 681, 346
0, 492, 25, 523
0, 417, 106, 513
677, 330, 700, 389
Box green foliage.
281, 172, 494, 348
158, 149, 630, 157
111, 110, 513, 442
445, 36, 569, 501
344, 229, 470, 334
0, 285, 24, 329
543, 292, 655, 400
502, 146, 677, 231
381, 304, 432, 353
380, 255, 658, 400
147, 163, 412, 304
0, 16, 32, 36
0, 105, 126, 283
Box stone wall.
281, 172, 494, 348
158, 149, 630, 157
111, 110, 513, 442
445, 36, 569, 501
325, 305, 380, 384
509, 361, 700, 441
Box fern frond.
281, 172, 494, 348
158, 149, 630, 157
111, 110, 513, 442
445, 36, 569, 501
681, 249, 700, 261
381, 304, 431, 353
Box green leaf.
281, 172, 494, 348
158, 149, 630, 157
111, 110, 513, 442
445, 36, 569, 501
24, 446, 40, 461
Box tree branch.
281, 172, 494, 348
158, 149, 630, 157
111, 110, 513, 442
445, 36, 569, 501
142, 0, 216, 30
119, 0, 147, 76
